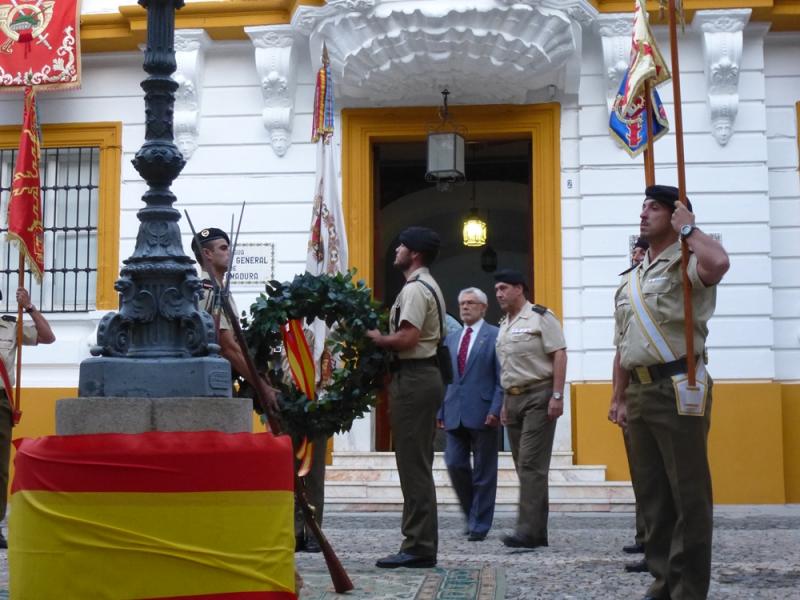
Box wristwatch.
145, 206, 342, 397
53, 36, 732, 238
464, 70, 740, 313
680, 224, 696, 240
551, 392, 563, 401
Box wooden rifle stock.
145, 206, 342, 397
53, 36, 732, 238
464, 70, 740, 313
218, 291, 354, 594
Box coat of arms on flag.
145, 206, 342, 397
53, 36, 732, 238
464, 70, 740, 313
609, 0, 671, 157
0, 0, 81, 90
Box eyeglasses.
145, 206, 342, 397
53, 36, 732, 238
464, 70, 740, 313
458, 300, 484, 306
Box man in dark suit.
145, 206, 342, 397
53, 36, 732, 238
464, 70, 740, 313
437, 287, 503, 541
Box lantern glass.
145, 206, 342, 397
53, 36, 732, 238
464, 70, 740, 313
463, 213, 487, 247
426, 132, 465, 182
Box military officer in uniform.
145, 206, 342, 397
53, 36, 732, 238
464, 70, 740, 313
613, 185, 729, 600
0, 288, 55, 548
191, 226, 276, 407
494, 269, 567, 549
368, 226, 445, 569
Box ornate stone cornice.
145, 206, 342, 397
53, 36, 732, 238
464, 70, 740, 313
173, 29, 210, 160
245, 24, 298, 157
594, 13, 633, 111
297, 0, 597, 106
692, 9, 751, 146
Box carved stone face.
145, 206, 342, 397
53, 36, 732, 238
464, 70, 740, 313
712, 119, 732, 146
270, 130, 290, 156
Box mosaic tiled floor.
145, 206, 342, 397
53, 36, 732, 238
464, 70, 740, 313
300, 565, 504, 600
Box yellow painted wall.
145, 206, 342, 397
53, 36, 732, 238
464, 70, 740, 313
782, 384, 800, 502
572, 381, 791, 504
8, 388, 74, 487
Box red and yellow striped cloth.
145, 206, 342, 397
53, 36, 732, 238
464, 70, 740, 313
10, 431, 296, 600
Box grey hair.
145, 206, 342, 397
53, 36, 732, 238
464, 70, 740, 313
458, 287, 488, 305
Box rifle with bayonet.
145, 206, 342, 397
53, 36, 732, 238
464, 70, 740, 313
185, 208, 354, 594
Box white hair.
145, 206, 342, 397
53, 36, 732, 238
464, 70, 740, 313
458, 287, 488, 305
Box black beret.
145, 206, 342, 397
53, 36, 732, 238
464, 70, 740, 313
645, 185, 692, 212
493, 268, 527, 287
634, 236, 649, 250
399, 226, 441, 255
191, 227, 230, 254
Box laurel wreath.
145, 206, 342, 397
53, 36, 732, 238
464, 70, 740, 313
242, 270, 389, 439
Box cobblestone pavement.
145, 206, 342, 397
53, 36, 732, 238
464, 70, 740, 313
1, 506, 797, 598
296, 506, 800, 599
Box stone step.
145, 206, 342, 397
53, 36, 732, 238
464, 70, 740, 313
324, 480, 634, 502
325, 497, 636, 513
331, 451, 574, 469
325, 464, 608, 484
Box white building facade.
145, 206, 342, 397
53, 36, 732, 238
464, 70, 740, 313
1, 0, 798, 503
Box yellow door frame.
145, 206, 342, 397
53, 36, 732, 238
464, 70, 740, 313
341, 103, 563, 317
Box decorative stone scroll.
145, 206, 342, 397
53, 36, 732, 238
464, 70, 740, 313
594, 14, 633, 112
245, 25, 298, 157
173, 29, 210, 160
693, 9, 751, 146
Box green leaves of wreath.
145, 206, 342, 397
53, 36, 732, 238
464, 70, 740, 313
242, 270, 389, 439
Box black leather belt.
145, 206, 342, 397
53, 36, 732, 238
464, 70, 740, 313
390, 357, 438, 372
630, 357, 689, 384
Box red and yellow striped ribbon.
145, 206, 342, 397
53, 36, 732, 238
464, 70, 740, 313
282, 319, 316, 401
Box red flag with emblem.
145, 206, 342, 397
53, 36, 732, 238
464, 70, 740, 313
0, 0, 81, 91
8, 86, 44, 281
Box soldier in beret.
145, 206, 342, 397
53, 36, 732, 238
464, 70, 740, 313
192, 227, 276, 410
493, 268, 567, 549
368, 226, 446, 569
0, 287, 55, 549
632, 236, 649, 267
611, 185, 729, 599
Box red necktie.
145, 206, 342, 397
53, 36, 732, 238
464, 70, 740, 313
457, 327, 473, 377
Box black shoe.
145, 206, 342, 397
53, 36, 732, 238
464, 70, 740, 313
501, 533, 548, 549
295, 535, 306, 552
375, 552, 437, 569
468, 531, 487, 542
304, 535, 322, 553
623, 542, 645, 554
0, 531, 6, 550
625, 559, 649, 573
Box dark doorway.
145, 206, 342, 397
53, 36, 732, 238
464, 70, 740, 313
372, 139, 532, 451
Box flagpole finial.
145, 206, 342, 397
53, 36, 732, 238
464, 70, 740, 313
322, 43, 329, 66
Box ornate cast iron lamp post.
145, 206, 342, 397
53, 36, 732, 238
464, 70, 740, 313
78, 0, 230, 398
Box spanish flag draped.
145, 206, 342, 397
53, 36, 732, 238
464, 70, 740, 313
10, 431, 297, 600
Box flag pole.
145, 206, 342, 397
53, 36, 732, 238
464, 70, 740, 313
666, 0, 696, 386
13, 255, 24, 424
643, 79, 656, 187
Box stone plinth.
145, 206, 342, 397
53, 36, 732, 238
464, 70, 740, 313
56, 396, 253, 435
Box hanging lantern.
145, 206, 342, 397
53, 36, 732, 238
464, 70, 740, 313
425, 89, 465, 191
481, 245, 498, 272
463, 208, 487, 247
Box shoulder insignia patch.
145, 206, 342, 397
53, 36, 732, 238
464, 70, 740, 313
531, 304, 547, 315
1, 315, 16, 323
